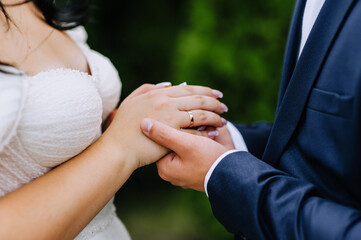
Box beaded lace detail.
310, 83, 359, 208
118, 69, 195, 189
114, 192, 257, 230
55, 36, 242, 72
75, 199, 117, 240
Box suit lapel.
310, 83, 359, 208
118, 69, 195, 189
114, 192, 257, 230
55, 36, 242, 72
277, 0, 306, 106
263, 0, 357, 166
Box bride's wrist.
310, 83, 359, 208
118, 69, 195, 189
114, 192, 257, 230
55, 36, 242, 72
97, 132, 138, 172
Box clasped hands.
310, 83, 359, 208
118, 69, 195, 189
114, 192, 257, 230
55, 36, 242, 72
103, 82, 234, 192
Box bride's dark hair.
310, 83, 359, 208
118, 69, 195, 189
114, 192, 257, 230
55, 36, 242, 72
0, 0, 88, 30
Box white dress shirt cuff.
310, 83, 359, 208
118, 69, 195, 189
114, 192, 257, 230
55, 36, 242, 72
204, 150, 242, 197
204, 122, 248, 197
226, 122, 248, 151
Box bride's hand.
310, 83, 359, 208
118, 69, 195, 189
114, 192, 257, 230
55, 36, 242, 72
102, 84, 227, 169
102, 82, 172, 131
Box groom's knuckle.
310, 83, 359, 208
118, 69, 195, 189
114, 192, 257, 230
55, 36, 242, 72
160, 173, 169, 181
178, 181, 187, 188
158, 168, 167, 180
157, 162, 166, 176
159, 165, 173, 182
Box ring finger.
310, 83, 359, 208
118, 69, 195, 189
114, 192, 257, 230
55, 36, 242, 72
178, 110, 226, 129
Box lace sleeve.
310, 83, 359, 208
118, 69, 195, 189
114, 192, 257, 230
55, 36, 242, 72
0, 68, 27, 152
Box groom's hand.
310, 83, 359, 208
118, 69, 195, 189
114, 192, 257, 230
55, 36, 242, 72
141, 118, 228, 192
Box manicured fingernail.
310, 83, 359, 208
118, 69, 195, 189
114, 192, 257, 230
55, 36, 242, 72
221, 118, 227, 126
212, 90, 223, 98
197, 126, 206, 131
221, 103, 228, 112
179, 82, 187, 86
156, 82, 172, 87
141, 119, 153, 133
208, 130, 219, 137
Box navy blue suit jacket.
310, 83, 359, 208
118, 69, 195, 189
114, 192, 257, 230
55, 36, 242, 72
207, 0, 361, 239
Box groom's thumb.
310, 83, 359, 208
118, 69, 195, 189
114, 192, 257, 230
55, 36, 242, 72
141, 118, 190, 153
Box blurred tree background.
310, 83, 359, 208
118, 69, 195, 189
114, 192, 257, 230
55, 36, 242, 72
85, 0, 295, 239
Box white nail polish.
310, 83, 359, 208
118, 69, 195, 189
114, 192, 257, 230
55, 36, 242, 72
197, 126, 206, 131
179, 82, 187, 86
221, 103, 228, 113
208, 130, 219, 137
221, 118, 227, 126
156, 82, 172, 87
147, 122, 153, 133
212, 90, 223, 98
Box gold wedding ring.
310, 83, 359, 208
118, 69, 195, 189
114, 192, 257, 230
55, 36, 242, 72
187, 111, 195, 128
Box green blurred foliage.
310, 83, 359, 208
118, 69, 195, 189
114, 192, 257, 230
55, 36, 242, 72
85, 0, 294, 239
172, 0, 294, 122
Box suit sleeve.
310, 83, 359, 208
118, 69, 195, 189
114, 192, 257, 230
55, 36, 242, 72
208, 151, 361, 240
231, 122, 272, 159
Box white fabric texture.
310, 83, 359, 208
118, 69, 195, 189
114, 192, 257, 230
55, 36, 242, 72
299, 0, 326, 58
226, 122, 248, 152
0, 26, 129, 239
204, 0, 326, 196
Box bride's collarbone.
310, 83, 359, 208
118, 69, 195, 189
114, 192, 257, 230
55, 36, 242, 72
1, 28, 90, 77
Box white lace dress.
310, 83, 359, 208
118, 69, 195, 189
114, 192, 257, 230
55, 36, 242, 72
0, 27, 131, 240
